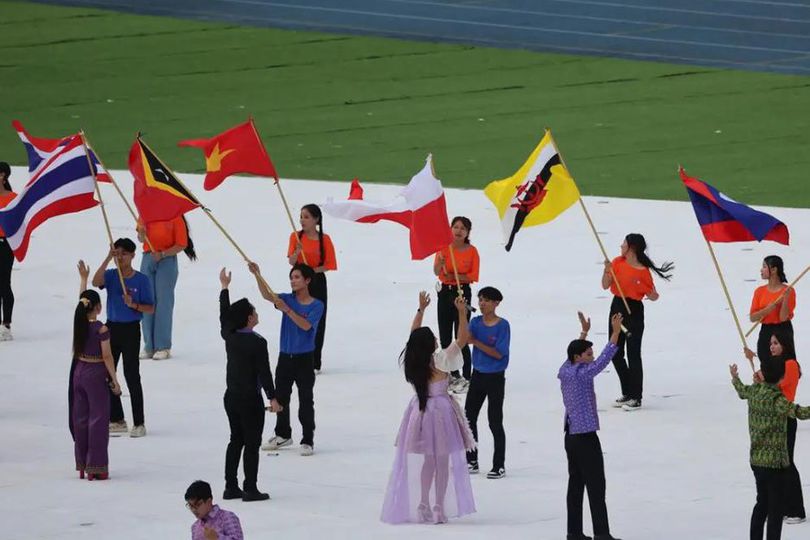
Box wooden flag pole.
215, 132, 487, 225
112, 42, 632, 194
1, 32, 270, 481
81, 133, 156, 253
248, 118, 307, 265
703, 237, 753, 371
79, 132, 126, 293
447, 244, 464, 297
744, 263, 809, 338
548, 130, 633, 331
137, 135, 277, 298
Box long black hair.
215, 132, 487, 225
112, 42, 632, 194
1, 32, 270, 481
451, 216, 472, 244
625, 233, 674, 281
763, 255, 787, 283
298, 204, 325, 267
400, 327, 436, 411
770, 328, 801, 378
0, 162, 11, 192
181, 216, 197, 261
73, 290, 101, 358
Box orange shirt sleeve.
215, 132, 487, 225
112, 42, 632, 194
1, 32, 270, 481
785, 287, 796, 320
173, 217, 188, 249
780, 360, 800, 402
467, 246, 480, 283
322, 234, 337, 271
750, 287, 765, 316
287, 232, 298, 258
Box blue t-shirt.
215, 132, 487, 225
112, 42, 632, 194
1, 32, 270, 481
470, 316, 511, 373
278, 293, 324, 355
103, 269, 154, 323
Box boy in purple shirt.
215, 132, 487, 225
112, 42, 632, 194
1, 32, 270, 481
186, 480, 243, 540
558, 312, 622, 540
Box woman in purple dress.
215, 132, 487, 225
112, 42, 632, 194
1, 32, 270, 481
381, 291, 476, 524
73, 264, 121, 480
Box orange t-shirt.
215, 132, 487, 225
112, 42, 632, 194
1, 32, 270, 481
779, 359, 801, 402
609, 256, 654, 301
140, 217, 189, 253
750, 285, 795, 325
435, 245, 480, 285
287, 232, 337, 270
0, 192, 18, 237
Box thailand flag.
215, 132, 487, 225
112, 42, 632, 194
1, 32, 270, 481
323, 155, 452, 260
0, 135, 99, 261
12, 120, 111, 183
680, 167, 789, 245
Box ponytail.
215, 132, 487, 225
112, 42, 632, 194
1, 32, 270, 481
73, 290, 101, 357
301, 204, 325, 267
400, 327, 436, 411
625, 233, 674, 281
181, 216, 197, 261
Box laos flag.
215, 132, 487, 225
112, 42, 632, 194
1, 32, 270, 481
680, 167, 789, 245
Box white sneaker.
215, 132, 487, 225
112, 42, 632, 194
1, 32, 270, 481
622, 399, 642, 411
613, 396, 631, 408
139, 350, 154, 360
152, 349, 171, 361
785, 517, 806, 525
262, 436, 292, 451
451, 378, 469, 394
300, 444, 314, 456
129, 425, 147, 438
0, 326, 12, 341
109, 421, 129, 436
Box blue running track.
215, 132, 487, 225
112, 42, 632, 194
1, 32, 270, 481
30, 0, 810, 75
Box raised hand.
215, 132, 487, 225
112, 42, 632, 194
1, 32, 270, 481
729, 364, 739, 379
219, 267, 232, 288
610, 313, 623, 334
247, 261, 261, 275
418, 291, 431, 311
77, 260, 90, 280
578, 311, 591, 334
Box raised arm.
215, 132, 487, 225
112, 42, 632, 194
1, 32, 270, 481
411, 291, 430, 333
91, 247, 113, 288
454, 295, 470, 347
580, 313, 622, 377
219, 268, 232, 339
77, 260, 90, 294
730, 363, 752, 399
247, 262, 277, 303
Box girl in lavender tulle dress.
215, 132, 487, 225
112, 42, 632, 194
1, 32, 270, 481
381, 292, 476, 524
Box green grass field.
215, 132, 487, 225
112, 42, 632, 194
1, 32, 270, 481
2, 1, 809, 206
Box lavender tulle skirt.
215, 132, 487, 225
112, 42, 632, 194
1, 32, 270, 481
381, 378, 476, 524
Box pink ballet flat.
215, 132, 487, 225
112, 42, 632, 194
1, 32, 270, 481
433, 505, 447, 524
417, 503, 432, 523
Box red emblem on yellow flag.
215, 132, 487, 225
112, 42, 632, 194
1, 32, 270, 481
178, 119, 278, 191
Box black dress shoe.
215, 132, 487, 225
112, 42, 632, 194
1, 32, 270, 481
594, 534, 622, 540
567, 534, 593, 540
222, 487, 243, 500
242, 489, 270, 502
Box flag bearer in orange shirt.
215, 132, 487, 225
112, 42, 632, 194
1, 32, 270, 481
0, 162, 17, 342
601, 233, 673, 411
136, 216, 197, 360
287, 204, 336, 374
433, 216, 479, 394
749, 256, 795, 365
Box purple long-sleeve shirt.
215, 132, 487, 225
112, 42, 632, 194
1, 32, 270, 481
191, 505, 243, 540
558, 342, 618, 435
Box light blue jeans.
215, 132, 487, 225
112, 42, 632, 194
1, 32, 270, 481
140, 254, 178, 352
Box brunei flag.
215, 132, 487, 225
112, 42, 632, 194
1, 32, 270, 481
178, 119, 278, 191
129, 137, 200, 224
485, 130, 580, 251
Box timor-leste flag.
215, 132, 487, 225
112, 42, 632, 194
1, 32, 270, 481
178, 119, 278, 191
129, 137, 200, 224
484, 130, 580, 251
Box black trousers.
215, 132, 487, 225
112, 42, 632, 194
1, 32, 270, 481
308, 273, 328, 371
565, 430, 610, 537
465, 370, 506, 470
108, 321, 145, 426
757, 321, 794, 367
274, 352, 316, 445
0, 238, 14, 325
750, 466, 787, 540
609, 296, 645, 401
224, 393, 265, 491
437, 283, 471, 379
785, 417, 806, 518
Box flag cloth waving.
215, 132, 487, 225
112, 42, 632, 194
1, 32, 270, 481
0, 134, 99, 261
178, 119, 278, 190
323, 155, 452, 260
484, 131, 580, 251
12, 120, 111, 183
680, 167, 789, 245
129, 137, 200, 224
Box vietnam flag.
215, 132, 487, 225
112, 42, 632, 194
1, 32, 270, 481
178, 119, 278, 190
129, 137, 201, 224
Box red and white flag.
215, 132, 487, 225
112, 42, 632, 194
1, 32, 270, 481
324, 155, 452, 260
